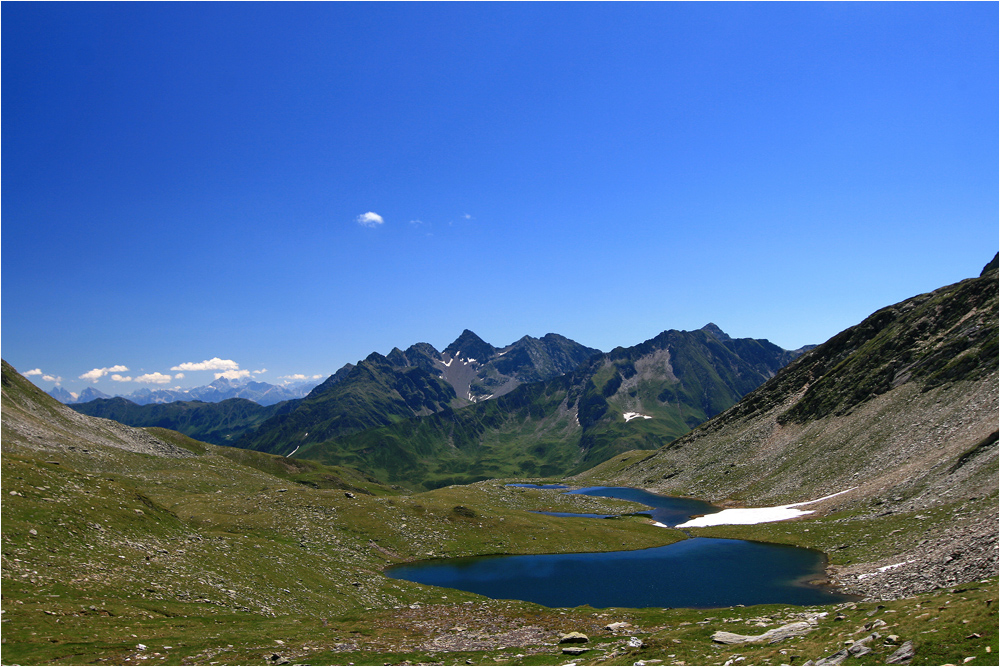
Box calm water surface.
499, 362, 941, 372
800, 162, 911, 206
389, 486, 855, 608
387, 537, 851, 609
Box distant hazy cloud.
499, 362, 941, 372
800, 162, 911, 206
313, 374, 323, 379
43, 374, 62, 383
253, 369, 267, 375
79, 365, 129, 383
171, 357, 240, 372
215, 369, 250, 381
279, 373, 308, 381
135, 372, 172, 385
357, 211, 384, 228
23, 368, 43, 376
111, 374, 133, 382
174, 372, 185, 379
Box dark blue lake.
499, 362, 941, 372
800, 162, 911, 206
386, 537, 852, 609
389, 486, 855, 608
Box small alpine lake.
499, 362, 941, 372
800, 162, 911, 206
386, 486, 857, 609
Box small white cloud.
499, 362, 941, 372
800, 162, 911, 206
464, 213, 473, 220
80, 369, 104, 382
409, 219, 424, 225
111, 374, 133, 382
174, 372, 185, 379
252, 368, 267, 375
312, 374, 323, 379
23, 368, 43, 376
42, 374, 62, 383
79, 365, 130, 383
170, 358, 240, 372
357, 211, 384, 228
135, 372, 172, 385
215, 369, 250, 380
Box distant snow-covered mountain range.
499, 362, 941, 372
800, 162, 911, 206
47, 376, 322, 407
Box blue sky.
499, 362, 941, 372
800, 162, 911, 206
3, 2, 997, 395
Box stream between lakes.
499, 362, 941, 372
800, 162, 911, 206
386, 486, 856, 609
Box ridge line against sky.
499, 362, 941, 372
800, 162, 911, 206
2, 2, 997, 394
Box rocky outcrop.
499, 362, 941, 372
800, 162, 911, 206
711, 621, 816, 644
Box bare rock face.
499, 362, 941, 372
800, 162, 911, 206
558, 632, 589, 644
711, 621, 816, 645
885, 640, 916, 664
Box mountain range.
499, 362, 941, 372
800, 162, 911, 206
68, 326, 804, 485
69, 331, 601, 449
49, 376, 321, 406
240, 324, 807, 489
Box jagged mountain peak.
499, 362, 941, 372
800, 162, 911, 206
443, 329, 496, 362
700, 323, 732, 342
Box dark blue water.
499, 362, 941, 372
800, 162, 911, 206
561, 486, 720, 527
386, 537, 853, 609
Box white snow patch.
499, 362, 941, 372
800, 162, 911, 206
442, 358, 453, 367
466, 357, 476, 363
288, 445, 300, 457
623, 412, 652, 422
675, 488, 856, 528
857, 560, 916, 580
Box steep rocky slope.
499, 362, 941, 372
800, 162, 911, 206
578, 254, 999, 600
